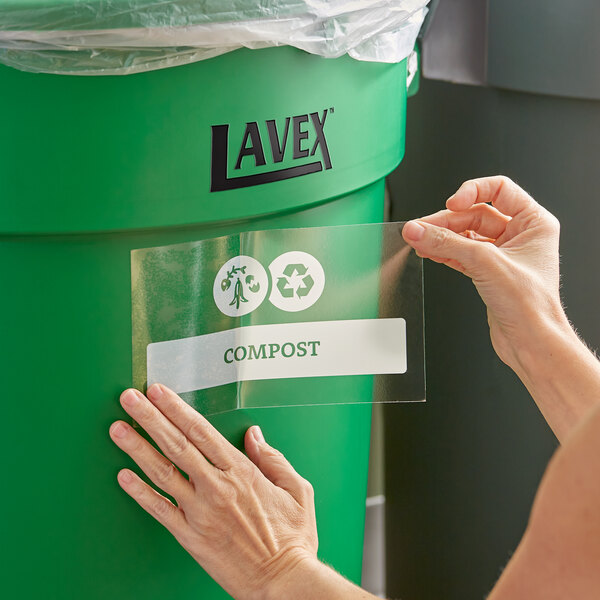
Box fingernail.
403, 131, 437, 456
110, 422, 128, 439
252, 426, 265, 444
121, 389, 140, 408
118, 470, 133, 484
147, 383, 164, 401
403, 221, 426, 241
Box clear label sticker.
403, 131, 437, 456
132, 223, 425, 415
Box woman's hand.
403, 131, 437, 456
403, 175, 565, 371
402, 175, 600, 440
109, 384, 318, 600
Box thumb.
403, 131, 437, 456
245, 426, 313, 502
402, 220, 497, 276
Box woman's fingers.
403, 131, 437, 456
418, 204, 510, 240
119, 389, 211, 479
146, 384, 243, 471
110, 391, 321, 599
244, 426, 314, 505
447, 176, 538, 218
402, 220, 500, 278
110, 420, 194, 506
117, 468, 187, 535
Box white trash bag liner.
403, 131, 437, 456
0, 0, 429, 75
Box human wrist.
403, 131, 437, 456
256, 549, 323, 600
511, 307, 600, 440
513, 309, 582, 382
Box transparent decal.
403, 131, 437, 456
132, 223, 425, 415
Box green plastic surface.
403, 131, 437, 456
2, 186, 383, 599
1, 46, 407, 599
0, 46, 407, 233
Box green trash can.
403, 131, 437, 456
0, 19, 411, 600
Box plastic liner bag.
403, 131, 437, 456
0, 0, 429, 75
132, 222, 425, 416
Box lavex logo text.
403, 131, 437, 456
210, 108, 333, 192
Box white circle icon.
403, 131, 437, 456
268, 251, 325, 312
213, 255, 268, 317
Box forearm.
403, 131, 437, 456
488, 403, 600, 600
263, 556, 378, 600
513, 313, 600, 442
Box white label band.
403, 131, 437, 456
147, 318, 407, 394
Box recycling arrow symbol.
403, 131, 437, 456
276, 263, 315, 299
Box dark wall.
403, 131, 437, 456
384, 78, 600, 599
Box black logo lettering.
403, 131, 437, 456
292, 114, 309, 160
309, 110, 332, 169
211, 108, 333, 192
266, 117, 290, 163
234, 122, 266, 170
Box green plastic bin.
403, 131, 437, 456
0, 43, 408, 598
